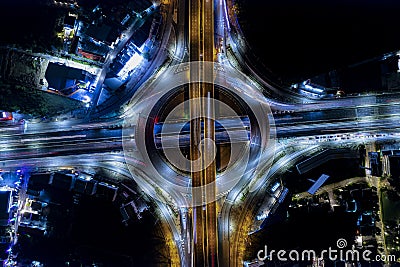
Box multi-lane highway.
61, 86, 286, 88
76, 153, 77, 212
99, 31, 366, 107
4, 100, 400, 158
3, 93, 400, 267
3, 98, 400, 155
188, 0, 206, 265
188, 0, 218, 266
0, 125, 123, 161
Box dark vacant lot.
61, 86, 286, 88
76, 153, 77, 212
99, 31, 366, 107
237, 0, 400, 83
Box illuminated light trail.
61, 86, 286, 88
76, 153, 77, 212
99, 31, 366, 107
20, 135, 87, 143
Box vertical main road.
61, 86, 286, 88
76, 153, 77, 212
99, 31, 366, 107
189, 0, 218, 266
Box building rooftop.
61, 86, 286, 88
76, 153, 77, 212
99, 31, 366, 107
71, 177, 97, 195
0, 190, 12, 216
95, 182, 118, 202
127, 0, 153, 14
307, 174, 330, 195
45, 62, 91, 91
131, 17, 152, 47
86, 22, 120, 46
28, 172, 51, 195
50, 172, 74, 191
64, 14, 77, 28
78, 37, 110, 58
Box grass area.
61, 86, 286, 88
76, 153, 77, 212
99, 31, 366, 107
381, 190, 400, 224
3, 50, 49, 87
379, 188, 400, 262
0, 82, 84, 117
0, 4, 63, 53
0, 49, 84, 117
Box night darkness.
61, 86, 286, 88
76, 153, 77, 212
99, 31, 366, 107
237, 0, 400, 83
